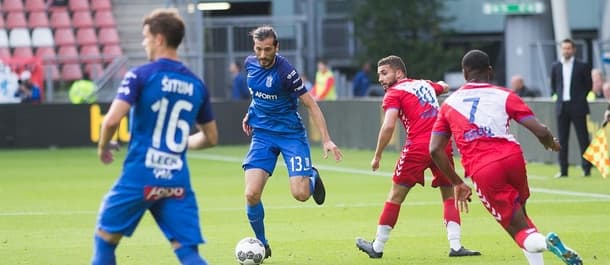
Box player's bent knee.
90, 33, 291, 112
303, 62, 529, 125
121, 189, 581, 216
245, 190, 262, 204
96, 228, 122, 244
292, 190, 310, 202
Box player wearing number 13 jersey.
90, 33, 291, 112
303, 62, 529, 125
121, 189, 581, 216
430, 50, 582, 265
356, 55, 480, 259
92, 9, 218, 265
240, 26, 343, 260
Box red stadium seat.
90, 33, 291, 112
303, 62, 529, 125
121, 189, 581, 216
91, 0, 112, 11
0, 48, 11, 59
28, 11, 50, 28
43, 63, 61, 80
85, 63, 104, 78
13, 47, 34, 58
49, 10, 72, 29
76, 28, 98, 46
102, 44, 123, 63
69, 0, 90, 11
98, 28, 120, 45
2, 0, 25, 12
93, 10, 116, 28
61, 63, 83, 81
57, 45, 79, 63
72, 11, 94, 28
31, 27, 55, 47
54, 28, 76, 46
25, 0, 47, 12
80, 45, 101, 63
35, 47, 57, 62
6, 12, 28, 29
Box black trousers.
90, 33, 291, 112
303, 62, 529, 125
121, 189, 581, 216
557, 101, 592, 175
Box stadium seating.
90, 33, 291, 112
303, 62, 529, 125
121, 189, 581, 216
13, 47, 34, 58
1, 0, 123, 84
54, 28, 76, 46
25, 0, 47, 12
91, 0, 112, 11
61, 63, 83, 81
9, 28, 32, 47
93, 10, 116, 28
28, 11, 50, 28
72, 11, 94, 28
57, 45, 79, 63
102, 44, 123, 63
98, 28, 120, 45
76, 28, 97, 46
80, 45, 101, 63
0, 30, 9, 48
2, 0, 25, 12
6, 12, 28, 29
35, 47, 57, 62
49, 10, 72, 29
69, 0, 89, 12
31, 28, 55, 47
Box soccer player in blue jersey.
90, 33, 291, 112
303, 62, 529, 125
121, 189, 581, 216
241, 25, 344, 259
92, 9, 218, 265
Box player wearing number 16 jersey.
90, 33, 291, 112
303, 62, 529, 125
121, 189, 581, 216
92, 9, 218, 265
356, 55, 480, 259
430, 50, 582, 265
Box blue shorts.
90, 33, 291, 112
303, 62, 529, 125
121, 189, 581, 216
95, 184, 204, 246
243, 131, 313, 177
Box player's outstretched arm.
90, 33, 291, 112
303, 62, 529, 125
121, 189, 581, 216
371, 109, 398, 171
98, 99, 130, 164
430, 133, 471, 213
520, 118, 560, 152
188, 121, 218, 150
299, 92, 343, 161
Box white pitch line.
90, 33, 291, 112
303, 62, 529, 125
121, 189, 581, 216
1, 198, 608, 217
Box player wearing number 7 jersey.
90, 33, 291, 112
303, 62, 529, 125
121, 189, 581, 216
430, 50, 582, 265
241, 26, 343, 260
356, 55, 480, 259
93, 9, 218, 265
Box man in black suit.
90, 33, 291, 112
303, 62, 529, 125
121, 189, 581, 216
551, 38, 593, 177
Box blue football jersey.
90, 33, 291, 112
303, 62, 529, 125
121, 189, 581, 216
115, 58, 214, 188
245, 54, 307, 134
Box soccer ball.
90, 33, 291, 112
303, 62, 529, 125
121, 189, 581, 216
234, 237, 266, 265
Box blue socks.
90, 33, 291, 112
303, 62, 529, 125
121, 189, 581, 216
309, 169, 318, 194
91, 234, 117, 265
247, 202, 268, 245
174, 245, 207, 265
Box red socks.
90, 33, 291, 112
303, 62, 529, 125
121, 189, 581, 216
443, 198, 461, 225
378, 201, 401, 227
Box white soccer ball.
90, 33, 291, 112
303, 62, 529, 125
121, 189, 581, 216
234, 237, 266, 265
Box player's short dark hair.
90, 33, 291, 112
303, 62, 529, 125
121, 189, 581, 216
461, 50, 490, 72
143, 8, 185, 49
377, 55, 406, 74
250, 25, 278, 46
562, 38, 575, 48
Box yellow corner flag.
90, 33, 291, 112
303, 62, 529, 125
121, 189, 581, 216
583, 124, 610, 178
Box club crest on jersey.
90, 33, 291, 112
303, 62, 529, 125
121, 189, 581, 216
265, 75, 273, 88
143, 186, 185, 201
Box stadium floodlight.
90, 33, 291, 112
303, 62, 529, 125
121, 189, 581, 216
197, 2, 231, 11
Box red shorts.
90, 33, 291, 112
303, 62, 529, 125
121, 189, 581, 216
470, 153, 530, 229
392, 142, 453, 188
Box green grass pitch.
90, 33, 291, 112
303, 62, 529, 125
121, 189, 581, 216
0, 146, 609, 265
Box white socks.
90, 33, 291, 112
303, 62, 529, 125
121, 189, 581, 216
523, 232, 547, 252
446, 221, 461, 251
373, 225, 392, 252
523, 249, 545, 265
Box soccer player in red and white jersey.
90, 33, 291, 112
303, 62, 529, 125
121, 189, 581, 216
430, 50, 582, 265
355, 55, 480, 259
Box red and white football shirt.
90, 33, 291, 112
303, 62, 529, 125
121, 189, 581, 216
432, 82, 535, 176
383, 78, 444, 144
